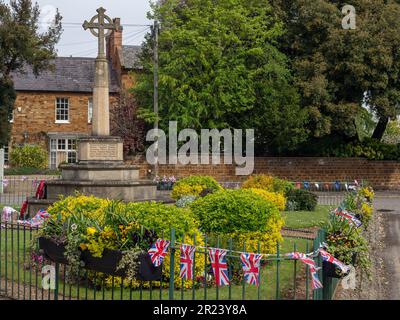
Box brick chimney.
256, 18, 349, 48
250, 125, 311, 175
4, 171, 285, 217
107, 18, 123, 83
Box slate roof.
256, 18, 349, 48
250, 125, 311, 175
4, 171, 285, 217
121, 45, 142, 70
12, 57, 120, 93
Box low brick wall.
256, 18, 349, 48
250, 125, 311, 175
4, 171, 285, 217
126, 156, 400, 190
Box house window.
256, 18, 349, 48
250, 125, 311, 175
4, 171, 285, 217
88, 98, 93, 124
8, 109, 14, 123
55, 98, 70, 123
49, 138, 77, 169
2, 145, 9, 164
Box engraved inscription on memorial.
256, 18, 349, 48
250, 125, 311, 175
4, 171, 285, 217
89, 143, 118, 160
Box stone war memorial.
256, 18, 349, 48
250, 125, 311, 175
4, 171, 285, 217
29, 8, 156, 214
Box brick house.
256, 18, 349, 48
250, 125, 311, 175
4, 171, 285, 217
6, 21, 140, 169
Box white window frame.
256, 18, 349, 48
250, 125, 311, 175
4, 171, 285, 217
8, 109, 14, 123
3, 145, 9, 164
88, 97, 93, 124
49, 138, 77, 169
55, 98, 70, 124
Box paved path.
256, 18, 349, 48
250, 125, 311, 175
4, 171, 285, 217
375, 194, 400, 299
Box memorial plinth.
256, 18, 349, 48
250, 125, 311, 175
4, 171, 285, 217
78, 136, 124, 163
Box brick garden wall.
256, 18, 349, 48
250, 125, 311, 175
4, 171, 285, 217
126, 156, 400, 190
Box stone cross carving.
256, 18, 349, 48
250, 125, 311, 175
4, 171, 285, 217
82, 7, 120, 136
83, 7, 121, 59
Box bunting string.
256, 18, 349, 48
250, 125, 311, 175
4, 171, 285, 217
147, 240, 350, 290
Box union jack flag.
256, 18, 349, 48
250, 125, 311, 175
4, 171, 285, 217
208, 248, 230, 287
240, 253, 262, 286
309, 266, 323, 289
180, 244, 196, 280
148, 239, 170, 267
287, 252, 322, 290
319, 249, 350, 273
334, 208, 362, 227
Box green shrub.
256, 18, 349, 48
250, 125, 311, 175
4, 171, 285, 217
124, 201, 206, 288
242, 174, 294, 195
285, 189, 318, 211
10, 145, 48, 169
125, 201, 199, 237
190, 189, 284, 253
171, 175, 222, 200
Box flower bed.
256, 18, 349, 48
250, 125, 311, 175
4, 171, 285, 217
35, 195, 206, 288
322, 185, 374, 277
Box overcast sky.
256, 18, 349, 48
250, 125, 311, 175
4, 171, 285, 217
34, 0, 152, 57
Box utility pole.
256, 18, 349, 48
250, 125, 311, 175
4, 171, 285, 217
153, 20, 159, 177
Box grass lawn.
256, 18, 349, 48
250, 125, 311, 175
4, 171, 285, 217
0, 228, 313, 300
281, 205, 333, 229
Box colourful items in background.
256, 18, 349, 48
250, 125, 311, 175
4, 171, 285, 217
17, 209, 50, 228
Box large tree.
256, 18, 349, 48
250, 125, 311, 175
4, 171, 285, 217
110, 90, 146, 156
134, 0, 308, 155
273, 0, 400, 142
0, 0, 62, 146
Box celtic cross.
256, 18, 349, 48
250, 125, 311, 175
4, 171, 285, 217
83, 7, 121, 59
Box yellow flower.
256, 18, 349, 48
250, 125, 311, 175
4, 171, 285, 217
87, 227, 97, 236
79, 243, 88, 251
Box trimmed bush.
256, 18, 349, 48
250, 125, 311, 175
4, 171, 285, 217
191, 189, 284, 253
10, 145, 48, 169
171, 175, 222, 200
285, 189, 317, 211
242, 174, 294, 195
248, 188, 286, 211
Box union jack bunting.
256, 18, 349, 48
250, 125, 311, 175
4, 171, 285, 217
334, 208, 362, 227
309, 266, 323, 289
240, 253, 262, 286
287, 252, 322, 290
319, 249, 350, 273
208, 248, 230, 287
180, 244, 196, 280
148, 239, 170, 267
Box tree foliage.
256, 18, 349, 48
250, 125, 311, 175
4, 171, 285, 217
0, 0, 62, 146
134, 0, 308, 154
273, 0, 400, 142
110, 90, 146, 156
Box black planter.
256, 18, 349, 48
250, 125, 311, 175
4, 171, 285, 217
322, 253, 357, 278
322, 261, 349, 278
81, 249, 124, 276
81, 250, 162, 281
136, 252, 162, 281
38, 237, 69, 265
